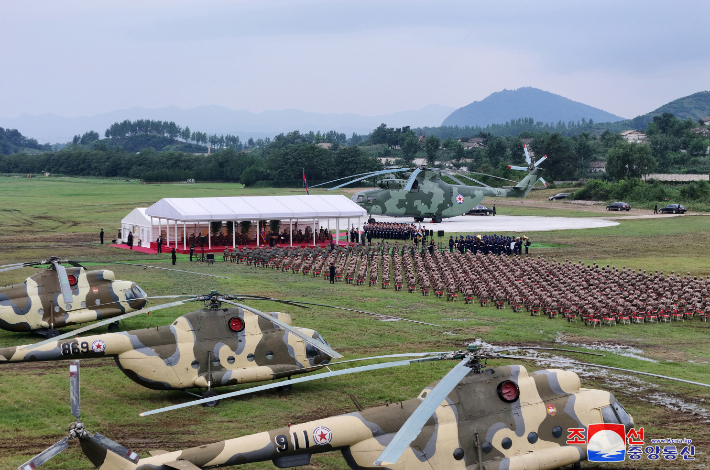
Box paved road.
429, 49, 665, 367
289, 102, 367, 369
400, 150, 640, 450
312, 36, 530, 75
314, 214, 619, 233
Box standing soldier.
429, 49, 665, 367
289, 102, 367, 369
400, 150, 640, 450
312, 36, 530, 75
449, 235, 454, 253
100, 229, 104, 245
171, 247, 177, 265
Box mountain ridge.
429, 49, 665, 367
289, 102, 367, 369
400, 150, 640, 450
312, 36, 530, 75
0, 104, 455, 144
441, 87, 626, 127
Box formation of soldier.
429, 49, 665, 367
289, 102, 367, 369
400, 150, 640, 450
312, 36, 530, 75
363, 222, 419, 241
448, 234, 530, 256
222, 244, 710, 324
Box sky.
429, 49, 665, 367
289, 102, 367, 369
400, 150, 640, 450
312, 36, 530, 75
1, 0, 707, 119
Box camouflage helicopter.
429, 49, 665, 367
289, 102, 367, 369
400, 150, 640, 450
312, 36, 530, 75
0, 257, 226, 338
22, 344, 710, 470
314, 145, 547, 223
0, 291, 436, 404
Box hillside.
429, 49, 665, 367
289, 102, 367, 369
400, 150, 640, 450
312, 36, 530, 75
441, 87, 625, 127
612, 90, 710, 130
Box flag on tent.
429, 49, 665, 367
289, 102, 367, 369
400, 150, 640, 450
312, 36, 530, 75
260, 226, 266, 243
303, 170, 309, 195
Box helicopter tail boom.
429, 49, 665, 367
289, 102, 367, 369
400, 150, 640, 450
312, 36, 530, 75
507, 167, 543, 197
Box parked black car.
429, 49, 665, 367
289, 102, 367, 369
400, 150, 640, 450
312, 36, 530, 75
606, 202, 631, 211
548, 193, 570, 200
467, 205, 493, 216
659, 204, 687, 214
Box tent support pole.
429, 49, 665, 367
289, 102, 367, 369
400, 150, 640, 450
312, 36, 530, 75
336, 218, 339, 245
233, 221, 236, 249
183, 221, 186, 250
208, 221, 211, 249
313, 219, 316, 246
290, 220, 292, 247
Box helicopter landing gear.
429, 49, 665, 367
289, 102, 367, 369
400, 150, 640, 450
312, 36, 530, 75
277, 383, 292, 392
413, 217, 424, 223
107, 321, 120, 332
201, 390, 220, 407
368, 217, 376, 223
572, 463, 581, 470
431, 216, 442, 224
46, 328, 59, 338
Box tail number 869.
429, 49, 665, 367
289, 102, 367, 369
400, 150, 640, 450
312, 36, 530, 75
61, 342, 90, 355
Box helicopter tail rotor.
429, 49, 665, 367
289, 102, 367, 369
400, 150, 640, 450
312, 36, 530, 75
18, 361, 140, 470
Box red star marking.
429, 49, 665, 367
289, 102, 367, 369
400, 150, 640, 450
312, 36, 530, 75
318, 431, 328, 441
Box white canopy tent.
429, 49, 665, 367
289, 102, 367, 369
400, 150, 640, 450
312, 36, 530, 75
120, 208, 173, 248
143, 195, 366, 249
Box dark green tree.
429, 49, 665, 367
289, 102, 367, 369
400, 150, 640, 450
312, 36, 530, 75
606, 141, 655, 180
424, 135, 441, 166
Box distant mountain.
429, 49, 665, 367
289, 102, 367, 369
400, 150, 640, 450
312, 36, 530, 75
0, 104, 455, 144
614, 90, 710, 130
441, 87, 625, 128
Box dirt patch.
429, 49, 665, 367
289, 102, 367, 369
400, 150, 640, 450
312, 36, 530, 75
1, 358, 114, 373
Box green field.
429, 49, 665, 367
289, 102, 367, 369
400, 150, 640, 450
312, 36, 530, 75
1, 177, 709, 469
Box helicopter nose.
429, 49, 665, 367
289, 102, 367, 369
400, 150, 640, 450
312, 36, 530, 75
128, 283, 148, 309
305, 331, 332, 365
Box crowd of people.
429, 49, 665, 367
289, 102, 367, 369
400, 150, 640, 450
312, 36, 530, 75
212, 244, 710, 325
448, 234, 531, 256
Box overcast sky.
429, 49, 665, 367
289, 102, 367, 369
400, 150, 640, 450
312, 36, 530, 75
1, 0, 707, 119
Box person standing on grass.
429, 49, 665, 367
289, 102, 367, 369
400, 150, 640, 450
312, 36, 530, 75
157, 235, 163, 253
171, 247, 177, 265
654, 203, 658, 214
493, 204, 496, 216
189, 242, 195, 261
329, 262, 336, 284
100, 229, 104, 244
127, 232, 133, 250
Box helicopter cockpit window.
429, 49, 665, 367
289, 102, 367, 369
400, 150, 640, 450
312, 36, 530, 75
411, 180, 419, 190
601, 405, 619, 424
132, 286, 147, 298
367, 196, 374, 204
356, 195, 363, 203
124, 290, 135, 301
613, 401, 633, 426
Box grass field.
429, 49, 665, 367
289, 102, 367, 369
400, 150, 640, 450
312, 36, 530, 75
1, 177, 709, 469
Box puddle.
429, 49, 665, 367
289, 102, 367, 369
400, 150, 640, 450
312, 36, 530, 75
554, 333, 657, 363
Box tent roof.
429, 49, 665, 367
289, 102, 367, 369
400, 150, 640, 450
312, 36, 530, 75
121, 208, 152, 226
144, 195, 366, 221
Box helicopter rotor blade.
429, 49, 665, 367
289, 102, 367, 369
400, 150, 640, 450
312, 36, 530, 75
140, 357, 428, 416
492, 347, 603, 357
507, 165, 528, 171
0, 264, 34, 273
403, 168, 422, 191
533, 155, 547, 167
523, 144, 531, 165
75, 261, 230, 279
220, 300, 343, 359
374, 357, 471, 466
566, 361, 710, 389
329, 168, 412, 190
496, 353, 710, 389
88, 433, 140, 464
52, 262, 74, 305
466, 172, 519, 184
17, 437, 69, 470
311, 169, 403, 188
267, 299, 443, 327
455, 174, 491, 188
223, 295, 312, 309
443, 173, 465, 185
27, 299, 193, 349
70, 361, 81, 419
538, 177, 548, 187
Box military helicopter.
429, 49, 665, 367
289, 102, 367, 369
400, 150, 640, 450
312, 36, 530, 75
0, 257, 226, 338
22, 344, 710, 470
314, 145, 547, 223
0, 291, 436, 404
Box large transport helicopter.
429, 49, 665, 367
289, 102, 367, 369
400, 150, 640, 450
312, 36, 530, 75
0, 257, 226, 338
0, 292, 434, 404
22, 344, 710, 470
314, 145, 547, 223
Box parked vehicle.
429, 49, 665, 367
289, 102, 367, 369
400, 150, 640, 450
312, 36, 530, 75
659, 204, 686, 214
467, 205, 493, 216
606, 202, 631, 211
548, 193, 570, 200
